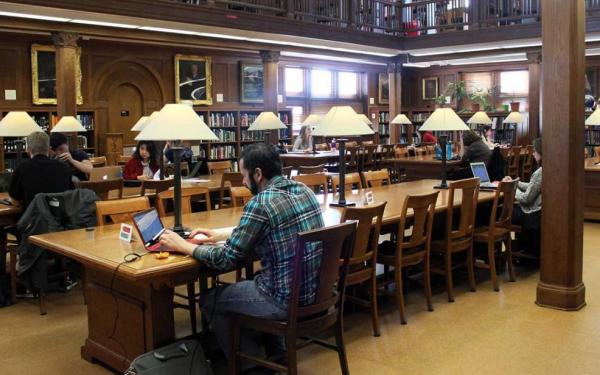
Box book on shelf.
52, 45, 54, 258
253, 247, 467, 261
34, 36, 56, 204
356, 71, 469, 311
378, 111, 389, 124
210, 112, 236, 127
77, 113, 95, 130
212, 129, 237, 142
240, 112, 259, 127
209, 145, 236, 159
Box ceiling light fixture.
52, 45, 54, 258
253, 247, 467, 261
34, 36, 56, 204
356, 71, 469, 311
70, 19, 139, 29
139, 26, 198, 35
0, 11, 70, 22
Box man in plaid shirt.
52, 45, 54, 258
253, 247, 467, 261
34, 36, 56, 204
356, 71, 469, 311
160, 143, 324, 364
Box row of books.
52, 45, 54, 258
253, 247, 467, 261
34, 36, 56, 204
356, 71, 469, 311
209, 112, 236, 127
412, 112, 430, 122
3, 138, 26, 153
209, 145, 236, 159
378, 111, 390, 124
585, 129, 600, 145
379, 124, 390, 135
30, 114, 50, 131
212, 129, 237, 142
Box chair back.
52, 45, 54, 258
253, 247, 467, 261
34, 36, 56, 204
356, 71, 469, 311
341, 202, 386, 262
90, 156, 107, 167
230, 186, 253, 207
424, 145, 436, 155
506, 146, 522, 178
77, 178, 123, 200
595, 146, 600, 158
282, 166, 293, 179
140, 179, 175, 196
520, 145, 534, 181
331, 172, 362, 194
219, 172, 244, 208
488, 179, 518, 231
117, 155, 130, 166
362, 169, 391, 188
288, 221, 357, 323
346, 146, 359, 168
315, 143, 330, 151
397, 192, 439, 252
207, 160, 233, 175
298, 164, 325, 174
381, 144, 395, 159
156, 186, 211, 217
362, 144, 377, 170
446, 178, 480, 241
395, 146, 409, 158
95, 196, 150, 225
292, 173, 328, 196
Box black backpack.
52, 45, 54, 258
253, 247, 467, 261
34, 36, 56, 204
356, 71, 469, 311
125, 339, 213, 375
488, 146, 506, 182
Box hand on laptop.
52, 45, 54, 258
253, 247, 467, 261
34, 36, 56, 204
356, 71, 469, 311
159, 230, 197, 256
188, 228, 227, 244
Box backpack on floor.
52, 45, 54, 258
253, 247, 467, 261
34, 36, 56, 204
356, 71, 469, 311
124, 339, 213, 375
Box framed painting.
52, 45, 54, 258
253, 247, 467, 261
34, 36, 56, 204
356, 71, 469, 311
378, 72, 389, 104
31, 44, 83, 105
175, 54, 213, 105
240, 62, 264, 103
422, 77, 439, 100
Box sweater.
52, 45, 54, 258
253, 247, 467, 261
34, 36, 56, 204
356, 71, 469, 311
123, 158, 159, 180
516, 167, 542, 214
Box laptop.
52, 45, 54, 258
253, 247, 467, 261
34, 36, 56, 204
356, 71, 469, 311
89, 166, 122, 182
131, 208, 196, 252
470, 162, 499, 190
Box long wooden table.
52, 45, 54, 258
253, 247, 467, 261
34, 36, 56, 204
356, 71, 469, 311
585, 157, 600, 220
114, 174, 225, 200
386, 155, 464, 180
28, 180, 495, 372
279, 151, 339, 168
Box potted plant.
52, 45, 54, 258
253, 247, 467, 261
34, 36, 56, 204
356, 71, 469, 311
445, 80, 467, 108
469, 88, 489, 112
434, 95, 447, 108
510, 91, 520, 111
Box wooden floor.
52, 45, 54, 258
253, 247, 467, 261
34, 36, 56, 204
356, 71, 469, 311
2, 223, 600, 374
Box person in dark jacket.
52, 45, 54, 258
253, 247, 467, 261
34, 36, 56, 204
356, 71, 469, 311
123, 141, 160, 180
462, 130, 492, 165
9, 132, 73, 211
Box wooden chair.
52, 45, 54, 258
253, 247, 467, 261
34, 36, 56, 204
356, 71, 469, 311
207, 160, 233, 174
520, 145, 535, 182
595, 146, 600, 158
140, 179, 174, 196
377, 192, 438, 324
506, 146, 522, 179
473, 180, 518, 291
95, 196, 150, 225
230, 186, 253, 207
282, 166, 293, 179
345, 146, 360, 173
315, 142, 330, 151
331, 172, 363, 194
362, 169, 391, 188
297, 164, 325, 174
430, 178, 480, 302
218, 172, 245, 209
341, 202, 386, 336
117, 155, 130, 166
394, 146, 409, 158
156, 187, 212, 217
90, 156, 107, 167
292, 173, 328, 195
585, 148, 590, 159
362, 144, 378, 171
425, 145, 436, 155
228, 221, 357, 375
77, 178, 123, 200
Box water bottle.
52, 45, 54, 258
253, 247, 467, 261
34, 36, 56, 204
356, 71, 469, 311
435, 144, 442, 159
331, 138, 336, 152
446, 142, 453, 159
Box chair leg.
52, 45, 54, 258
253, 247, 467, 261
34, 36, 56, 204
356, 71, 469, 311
286, 334, 298, 375
488, 240, 499, 292
467, 244, 477, 293
9, 248, 17, 305
334, 317, 350, 375
186, 282, 197, 335
445, 252, 455, 303
395, 266, 407, 325
38, 292, 47, 315
228, 316, 240, 375
423, 258, 434, 312
370, 272, 381, 336
505, 237, 516, 282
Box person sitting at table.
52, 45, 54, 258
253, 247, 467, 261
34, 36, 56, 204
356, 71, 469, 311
163, 140, 194, 166
9, 132, 73, 211
480, 126, 497, 150
503, 137, 542, 257
292, 124, 313, 152
462, 129, 492, 165
422, 130, 437, 144
123, 141, 159, 180
49, 132, 93, 182
159, 142, 324, 366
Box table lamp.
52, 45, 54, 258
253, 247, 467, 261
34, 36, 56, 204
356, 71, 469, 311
130, 115, 150, 132
586, 107, 600, 125
248, 111, 287, 145
313, 106, 374, 206
302, 114, 322, 154
0, 111, 44, 168
358, 114, 373, 126
391, 114, 412, 144
504, 111, 523, 124
51, 115, 87, 151
466, 111, 492, 128
136, 103, 218, 235
419, 108, 469, 189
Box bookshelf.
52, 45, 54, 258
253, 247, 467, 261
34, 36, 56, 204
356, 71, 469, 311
585, 126, 600, 156
457, 111, 515, 145
367, 107, 389, 145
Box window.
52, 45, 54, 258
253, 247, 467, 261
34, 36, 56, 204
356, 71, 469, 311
311, 70, 333, 98
286, 105, 304, 135
464, 72, 493, 94
338, 71, 358, 98
285, 67, 304, 96
500, 70, 529, 96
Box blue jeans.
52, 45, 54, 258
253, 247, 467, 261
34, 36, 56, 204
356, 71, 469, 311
200, 280, 287, 363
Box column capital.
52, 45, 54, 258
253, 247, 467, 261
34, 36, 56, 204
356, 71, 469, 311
526, 51, 542, 64
259, 50, 280, 63
52, 32, 80, 49
387, 54, 408, 74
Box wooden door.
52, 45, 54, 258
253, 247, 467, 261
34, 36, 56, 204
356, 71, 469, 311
108, 83, 142, 147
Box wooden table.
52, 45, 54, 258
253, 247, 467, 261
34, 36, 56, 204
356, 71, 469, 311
113, 174, 224, 200
386, 155, 464, 181
28, 180, 495, 372
280, 151, 339, 168
585, 157, 600, 220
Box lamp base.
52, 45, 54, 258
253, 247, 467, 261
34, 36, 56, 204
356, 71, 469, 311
433, 183, 449, 190
329, 201, 357, 207
171, 226, 191, 238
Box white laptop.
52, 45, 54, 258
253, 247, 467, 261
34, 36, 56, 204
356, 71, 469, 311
470, 162, 499, 190
89, 166, 122, 181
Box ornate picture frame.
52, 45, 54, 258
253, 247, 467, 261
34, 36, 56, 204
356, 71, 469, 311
31, 44, 83, 105
422, 77, 439, 100
378, 72, 389, 104
175, 54, 213, 105
240, 62, 264, 103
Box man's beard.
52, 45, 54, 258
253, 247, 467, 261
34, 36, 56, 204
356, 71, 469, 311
248, 174, 260, 195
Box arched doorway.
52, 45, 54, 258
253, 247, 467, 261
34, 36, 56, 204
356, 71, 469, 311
108, 83, 143, 146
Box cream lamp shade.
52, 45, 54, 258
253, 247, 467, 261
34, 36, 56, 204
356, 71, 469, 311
248, 111, 287, 131
135, 104, 218, 141
302, 114, 322, 127
467, 111, 493, 125
504, 111, 523, 124
0, 111, 44, 136
130, 115, 150, 131
419, 108, 469, 132
390, 114, 412, 125
312, 106, 375, 137
358, 114, 373, 126
51, 116, 87, 133
585, 107, 600, 125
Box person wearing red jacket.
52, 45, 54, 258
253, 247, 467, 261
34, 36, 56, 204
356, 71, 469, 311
422, 131, 437, 144
123, 141, 160, 180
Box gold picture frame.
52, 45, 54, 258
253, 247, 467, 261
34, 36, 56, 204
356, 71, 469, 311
175, 54, 213, 105
422, 77, 439, 100
31, 44, 83, 105
378, 72, 389, 104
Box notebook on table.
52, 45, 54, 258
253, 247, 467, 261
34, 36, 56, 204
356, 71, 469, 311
470, 162, 499, 190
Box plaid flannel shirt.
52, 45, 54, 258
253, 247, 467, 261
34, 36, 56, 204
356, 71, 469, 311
193, 175, 324, 307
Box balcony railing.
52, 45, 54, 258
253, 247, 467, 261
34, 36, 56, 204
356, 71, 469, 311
177, 0, 600, 37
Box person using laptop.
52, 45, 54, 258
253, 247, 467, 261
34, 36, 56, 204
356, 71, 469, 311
159, 143, 324, 365
292, 124, 313, 152
123, 141, 160, 181
462, 130, 492, 165
49, 132, 93, 181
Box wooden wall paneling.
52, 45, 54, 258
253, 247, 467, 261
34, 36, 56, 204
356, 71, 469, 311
52, 32, 79, 119
525, 52, 541, 145
260, 50, 280, 143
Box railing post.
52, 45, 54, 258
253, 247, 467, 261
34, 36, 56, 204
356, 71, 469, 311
471, 0, 481, 29
206, 0, 215, 6
286, 0, 294, 18
347, 0, 356, 29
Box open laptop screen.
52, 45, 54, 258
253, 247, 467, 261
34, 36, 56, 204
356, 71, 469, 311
470, 162, 491, 183
132, 209, 164, 244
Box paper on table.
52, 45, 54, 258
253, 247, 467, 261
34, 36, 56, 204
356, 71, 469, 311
185, 178, 211, 183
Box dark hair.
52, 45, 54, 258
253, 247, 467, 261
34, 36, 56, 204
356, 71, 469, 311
463, 130, 481, 146
49, 132, 68, 150
240, 143, 282, 179
133, 141, 159, 164
533, 137, 542, 156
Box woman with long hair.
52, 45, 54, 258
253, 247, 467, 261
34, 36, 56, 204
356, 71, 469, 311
292, 125, 313, 152
123, 141, 160, 180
